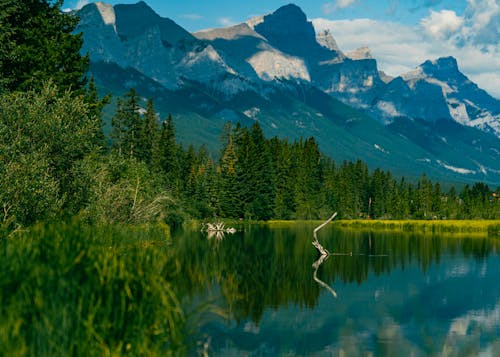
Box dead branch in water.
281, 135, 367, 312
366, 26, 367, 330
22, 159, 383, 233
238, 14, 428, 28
312, 254, 337, 298
312, 212, 338, 298
312, 212, 337, 256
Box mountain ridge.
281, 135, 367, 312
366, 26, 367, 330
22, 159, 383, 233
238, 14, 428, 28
75, 2, 500, 185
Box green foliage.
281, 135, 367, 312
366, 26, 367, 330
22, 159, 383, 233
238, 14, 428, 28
1, 78, 498, 229
74, 153, 185, 226
0, 82, 102, 226
111, 88, 142, 158
0, 0, 88, 94
0, 221, 188, 356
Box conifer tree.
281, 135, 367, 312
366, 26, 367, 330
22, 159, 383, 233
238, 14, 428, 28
0, 0, 88, 93
270, 137, 295, 219
111, 89, 142, 158
219, 122, 241, 217
140, 98, 159, 165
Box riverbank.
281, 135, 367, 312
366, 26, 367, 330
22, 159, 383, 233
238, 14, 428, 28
333, 219, 500, 236
264, 219, 500, 237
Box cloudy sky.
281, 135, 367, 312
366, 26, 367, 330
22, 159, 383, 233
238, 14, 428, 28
63, 0, 499, 98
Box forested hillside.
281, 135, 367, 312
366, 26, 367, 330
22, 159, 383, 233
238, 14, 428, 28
0, 0, 498, 231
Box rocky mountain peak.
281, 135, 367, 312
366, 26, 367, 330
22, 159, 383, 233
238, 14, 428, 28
316, 29, 342, 54
421, 56, 458, 72
253, 4, 318, 57
112, 1, 195, 45
347, 47, 374, 60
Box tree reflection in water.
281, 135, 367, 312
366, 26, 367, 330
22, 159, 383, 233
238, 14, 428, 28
172, 224, 499, 324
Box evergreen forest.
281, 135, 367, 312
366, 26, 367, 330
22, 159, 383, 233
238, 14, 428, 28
0, 0, 499, 232
1, 2, 500, 355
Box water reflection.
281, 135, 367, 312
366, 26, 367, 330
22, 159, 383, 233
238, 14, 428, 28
171, 224, 500, 355
312, 253, 337, 298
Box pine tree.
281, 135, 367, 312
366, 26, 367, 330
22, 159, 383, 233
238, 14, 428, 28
0, 0, 88, 93
294, 137, 322, 219
270, 137, 295, 219
246, 123, 275, 220
140, 98, 159, 165
83, 77, 109, 150
111, 89, 142, 159
219, 123, 241, 218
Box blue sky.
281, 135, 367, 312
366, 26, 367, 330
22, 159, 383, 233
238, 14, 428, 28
64, 0, 468, 30
63, 0, 500, 98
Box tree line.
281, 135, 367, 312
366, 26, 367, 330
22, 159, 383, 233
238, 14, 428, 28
105, 90, 499, 223
0, 0, 498, 230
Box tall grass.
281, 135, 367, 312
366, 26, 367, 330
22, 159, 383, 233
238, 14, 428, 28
0, 221, 188, 356
334, 219, 500, 236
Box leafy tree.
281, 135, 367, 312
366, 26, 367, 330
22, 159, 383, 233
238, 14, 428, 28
0, 0, 88, 93
0, 82, 101, 225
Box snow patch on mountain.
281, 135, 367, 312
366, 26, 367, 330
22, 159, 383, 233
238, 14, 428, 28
447, 99, 470, 125
374, 144, 389, 154
437, 160, 475, 175
244, 107, 261, 119
376, 101, 401, 119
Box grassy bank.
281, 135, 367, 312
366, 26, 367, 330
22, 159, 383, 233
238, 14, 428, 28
0, 221, 191, 356
333, 219, 500, 236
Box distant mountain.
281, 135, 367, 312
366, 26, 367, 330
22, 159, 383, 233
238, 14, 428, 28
374, 57, 500, 137
75, 2, 500, 185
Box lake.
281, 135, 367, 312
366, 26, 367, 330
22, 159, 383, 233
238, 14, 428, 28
171, 223, 500, 356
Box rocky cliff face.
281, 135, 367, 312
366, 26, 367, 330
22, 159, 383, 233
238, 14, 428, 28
75, 2, 500, 183
77, 2, 499, 138
77, 1, 237, 90
374, 57, 500, 137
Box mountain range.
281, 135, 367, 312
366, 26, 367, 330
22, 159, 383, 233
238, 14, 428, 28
75, 1, 500, 185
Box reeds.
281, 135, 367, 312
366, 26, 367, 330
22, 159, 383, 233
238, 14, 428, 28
334, 219, 500, 236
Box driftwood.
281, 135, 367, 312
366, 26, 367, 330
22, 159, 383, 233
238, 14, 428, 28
312, 212, 338, 298
311, 212, 389, 298
312, 212, 337, 256
202, 222, 236, 240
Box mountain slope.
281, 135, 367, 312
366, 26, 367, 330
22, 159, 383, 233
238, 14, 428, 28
76, 2, 500, 185
374, 57, 500, 138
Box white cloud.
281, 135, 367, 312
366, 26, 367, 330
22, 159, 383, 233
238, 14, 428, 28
313, 13, 500, 99
322, 0, 358, 14
218, 17, 236, 27
462, 0, 500, 46
335, 0, 358, 8
75, 0, 90, 10
420, 10, 464, 39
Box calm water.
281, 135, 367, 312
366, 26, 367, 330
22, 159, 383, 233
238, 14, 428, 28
171, 223, 500, 356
